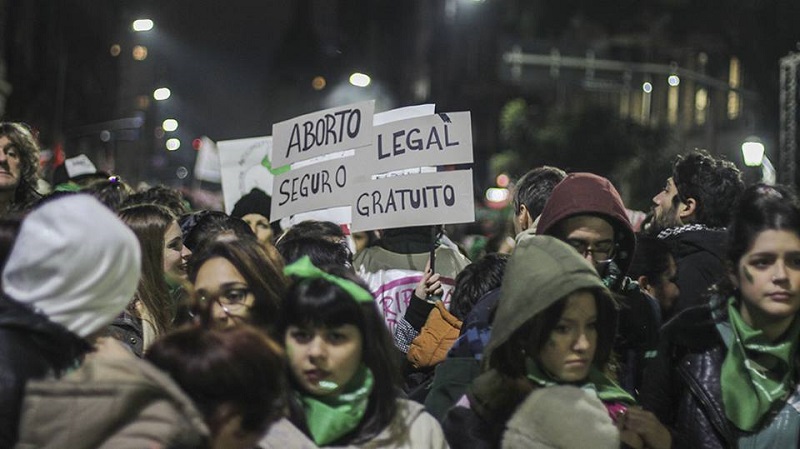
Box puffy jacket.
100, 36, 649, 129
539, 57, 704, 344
407, 302, 462, 369
0, 296, 91, 447
640, 300, 738, 448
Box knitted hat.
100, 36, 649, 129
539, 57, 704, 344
2, 195, 141, 337
502, 386, 619, 449
231, 188, 272, 220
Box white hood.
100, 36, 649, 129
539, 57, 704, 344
2, 194, 141, 337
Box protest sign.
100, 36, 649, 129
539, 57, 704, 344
272, 100, 374, 167
271, 155, 354, 221
352, 112, 473, 177
218, 136, 286, 214
351, 169, 475, 232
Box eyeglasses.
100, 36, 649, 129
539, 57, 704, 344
565, 239, 616, 263
199, 286, 253, 319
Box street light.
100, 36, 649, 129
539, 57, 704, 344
742, 137, 776, 185
349, 73, 371, 87
162, 119, 178, 132
153, 87, 171, 101
132, 19, 154, 32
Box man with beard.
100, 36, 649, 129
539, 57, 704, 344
0, 123, 41, 215
650, 150, 744, 317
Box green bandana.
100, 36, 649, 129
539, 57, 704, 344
524, 356, 635, 404
299, 365, 374, 446
284, 256, 373, 303
721, 296, 800, 431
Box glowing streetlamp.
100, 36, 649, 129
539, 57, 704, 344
349, 73, 371, 88
742, 137, 776, 185
132, 19, 154, 32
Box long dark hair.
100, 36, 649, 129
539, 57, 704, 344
118, 204, 176, 336
279, 265, 400, 444
716, 183, 800, 298
189, 239, 286, 334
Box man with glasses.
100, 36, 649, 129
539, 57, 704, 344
536, 172, 660, 397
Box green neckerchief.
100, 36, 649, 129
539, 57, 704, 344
284, 256, 373, 303
298, 365, 374, 446
524, 356, 635, 404
722, 296, 800, 431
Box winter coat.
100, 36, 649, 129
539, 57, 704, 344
14, 338, 209, 449
442, 235, 618, 449
407, 301, 462, 369
657, 225, 727, 317
0, 296, 92, 447
258, 399, 448, 449
501, 385, 619, 449
424, 289, 500, 421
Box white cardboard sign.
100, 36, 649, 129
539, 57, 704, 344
350, 169, 475, 232
217, 136, 281, 214
271, 100, 375, 167
271, 155, 355, 221
352, 112, 473, 177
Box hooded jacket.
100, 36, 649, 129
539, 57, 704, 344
442, 235, 616, 449
536, 173, 659, 395
0, 195, 141, 447
657, 225, 727, 317
536, 172, 635, 278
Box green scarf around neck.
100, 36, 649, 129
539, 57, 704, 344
298, 365, 374, 446
721, 296, 800, 431
524, 356, 634, 404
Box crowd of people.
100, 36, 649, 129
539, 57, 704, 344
1, 119, 800, 449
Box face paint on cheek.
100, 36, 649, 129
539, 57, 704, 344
742, 266, 755, 284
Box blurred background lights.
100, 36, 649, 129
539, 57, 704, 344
109, 44, 121, 57
668, 75, 680, 86
192, 138, 203, 151
485, 187, 509, 203
496, 173, 510, 188
132, 19, 154, 32
132, 45, 148, 61
162, 119, 179, 132
166, 138, 181, 151
312, 76, 327, 90
153, 87, 171, 100
642, 82, 653, 93
176, 166, 189, 179
349, 72, 371, 87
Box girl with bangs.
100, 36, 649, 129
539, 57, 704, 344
259, 256, 447, 449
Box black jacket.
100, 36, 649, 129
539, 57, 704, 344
640, 301, 738, 448
0, 295, 91, 447
660, 227, 727, 317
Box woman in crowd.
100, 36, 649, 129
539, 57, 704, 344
641, 184, 800, 448
113, 204, 189, 354
259, 256, 447, 448
189, 239, 286, 331
443, 235, 667, 449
